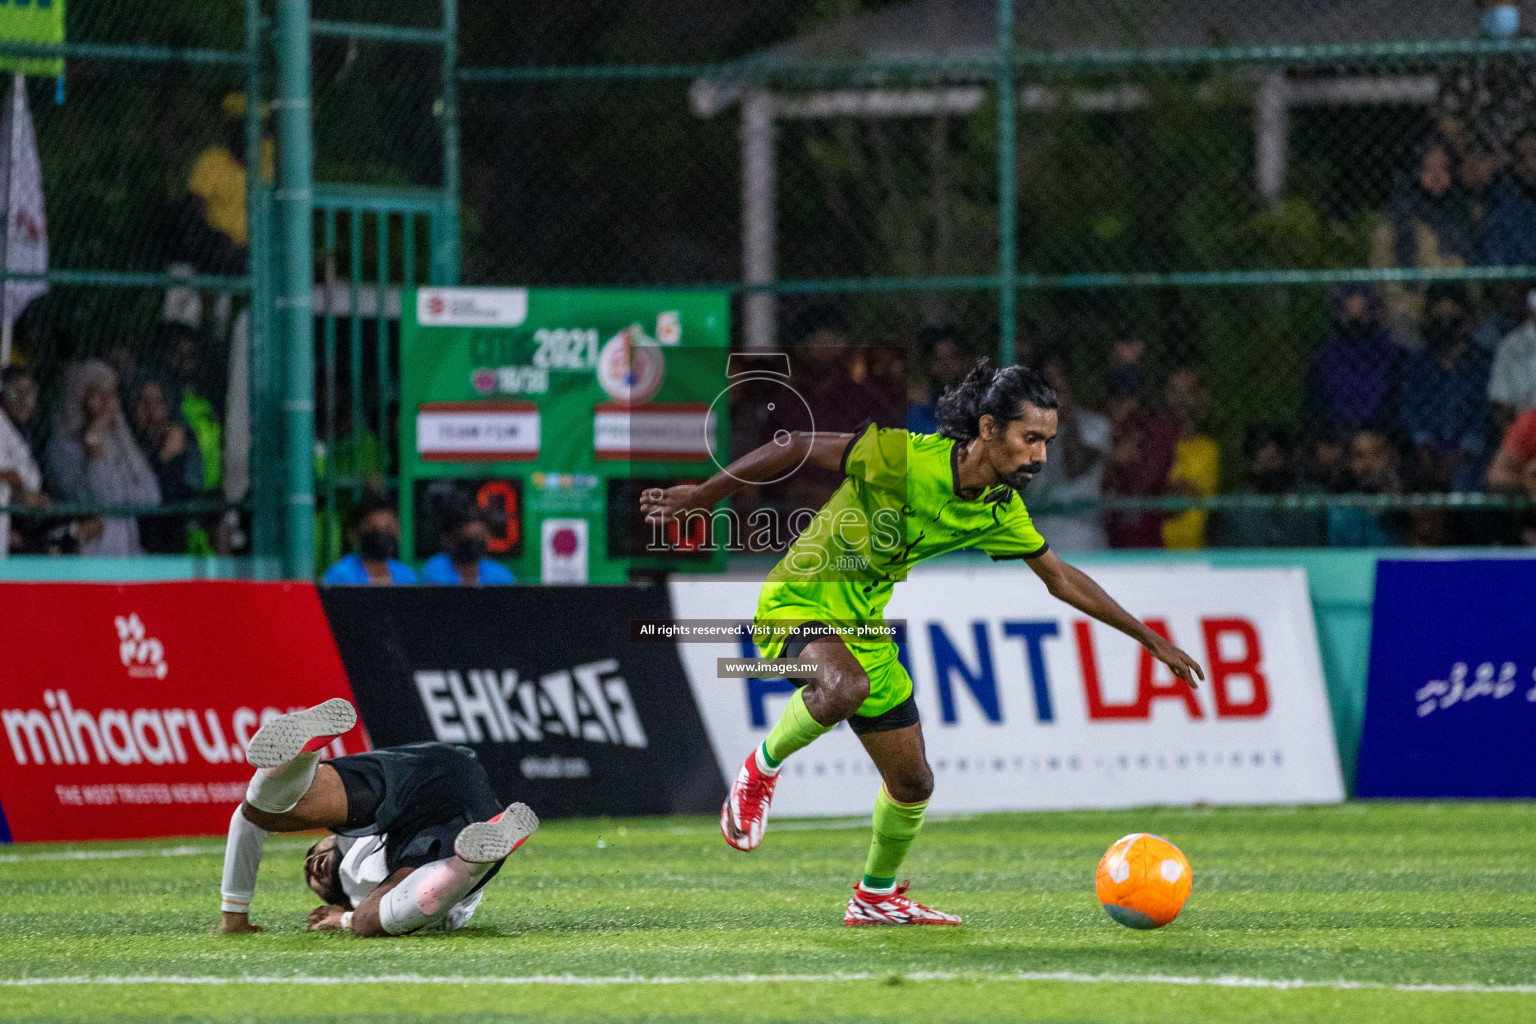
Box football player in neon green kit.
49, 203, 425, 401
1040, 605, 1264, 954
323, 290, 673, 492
642, 360, 1204, 926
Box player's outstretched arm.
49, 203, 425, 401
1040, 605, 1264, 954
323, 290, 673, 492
640, 430, 858, 522
1025, 549, 1204, 689
308, 866, 413, 938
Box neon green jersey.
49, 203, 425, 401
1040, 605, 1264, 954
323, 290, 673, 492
757, 424, 1048, 629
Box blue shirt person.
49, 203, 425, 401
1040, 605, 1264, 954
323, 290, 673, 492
1397, 286, 1494, 492
321, 491, 419, 585
421, 489, 515, 586
420, 552, 515, 585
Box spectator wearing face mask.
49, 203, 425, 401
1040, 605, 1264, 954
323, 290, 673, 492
1397, 284, 1494, 491
420, 493, 515, 585
321, 489, 418, 585
1307, 286, 1401, 438
1215, 426, 1326, 548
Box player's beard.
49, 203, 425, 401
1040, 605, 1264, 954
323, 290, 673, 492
1001, 461, 1044, 491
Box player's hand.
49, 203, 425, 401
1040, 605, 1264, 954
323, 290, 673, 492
307, 905, 347, 931
219, 911, 263, 934
640, 483, 708, 523
1145, 634, 1204, 690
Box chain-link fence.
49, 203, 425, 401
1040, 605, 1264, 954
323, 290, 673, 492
14, 2, 1536, 571
0, 1, 268, 561
0, 2, 451, 572
450, 0, 1536, 552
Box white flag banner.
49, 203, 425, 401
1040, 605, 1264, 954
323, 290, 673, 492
0, 72, 46, 363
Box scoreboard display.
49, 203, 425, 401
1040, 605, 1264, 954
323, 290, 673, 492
400, 288, 730, 582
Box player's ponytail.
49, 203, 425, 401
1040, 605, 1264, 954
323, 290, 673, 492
935, 358, 1058, 442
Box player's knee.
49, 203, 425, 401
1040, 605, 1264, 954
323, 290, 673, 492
821, 667, 870, 719
886, 763, 934, 804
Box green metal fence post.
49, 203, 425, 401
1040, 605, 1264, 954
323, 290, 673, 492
438, 0, 461, 284
376, 211, 391, 479
277, 0, 316, 579
997, 0, 1016, 367
321, 209, 338, 567
244, 0, 279, 575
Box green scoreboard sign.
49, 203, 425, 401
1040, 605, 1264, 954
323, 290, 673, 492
0, 0, 65, 77
400, 287, 731, 583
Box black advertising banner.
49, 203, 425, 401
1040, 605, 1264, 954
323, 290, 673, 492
319, 586, 726, 818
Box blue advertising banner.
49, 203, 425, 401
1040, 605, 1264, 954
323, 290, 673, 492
1356, 559, 1536, 798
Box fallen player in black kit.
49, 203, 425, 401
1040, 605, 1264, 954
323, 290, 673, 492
218, 698, 537, 937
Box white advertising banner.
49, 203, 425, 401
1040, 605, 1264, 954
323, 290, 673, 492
417, 287, 529, 328
670, 565, 1343, 816
415, 402, 540, 461
593, 404, 714, 461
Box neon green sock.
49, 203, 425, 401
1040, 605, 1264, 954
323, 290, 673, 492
762, 689, 833, 765
861, 785, 928, 890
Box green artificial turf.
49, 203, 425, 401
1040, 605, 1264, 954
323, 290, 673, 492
0, 802, 1532, 1023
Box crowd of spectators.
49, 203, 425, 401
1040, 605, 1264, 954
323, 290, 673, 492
874, 4, 1536, 552
896, 298, 1536, 550
0, 321, 239, 558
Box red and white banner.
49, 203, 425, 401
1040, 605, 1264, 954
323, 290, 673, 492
671, 566, 1344, 815
0, 583, 362, 842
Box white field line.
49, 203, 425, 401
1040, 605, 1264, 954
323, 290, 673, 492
0, 972, 1532, 995
0, 841, 312, 864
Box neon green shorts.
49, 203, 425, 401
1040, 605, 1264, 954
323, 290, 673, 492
751, 605, 913, 720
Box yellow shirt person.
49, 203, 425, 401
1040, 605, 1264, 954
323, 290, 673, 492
1162, 434, 1219, 549
187, 93, 274, 250
1159, 366, 1219, 550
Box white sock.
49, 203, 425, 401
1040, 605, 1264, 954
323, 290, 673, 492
754, 743, 782, 777
860, 880, 897, 897
220, 807, 268, 913
378, 855, 494, 935
244, 750, 320, 815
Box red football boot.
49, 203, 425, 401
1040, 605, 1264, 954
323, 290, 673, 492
720, 750, 779, 851
843, 881, 962, 926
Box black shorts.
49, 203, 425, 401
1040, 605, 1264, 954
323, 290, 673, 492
329, 742, 506, 876
780, 621, 921, 736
